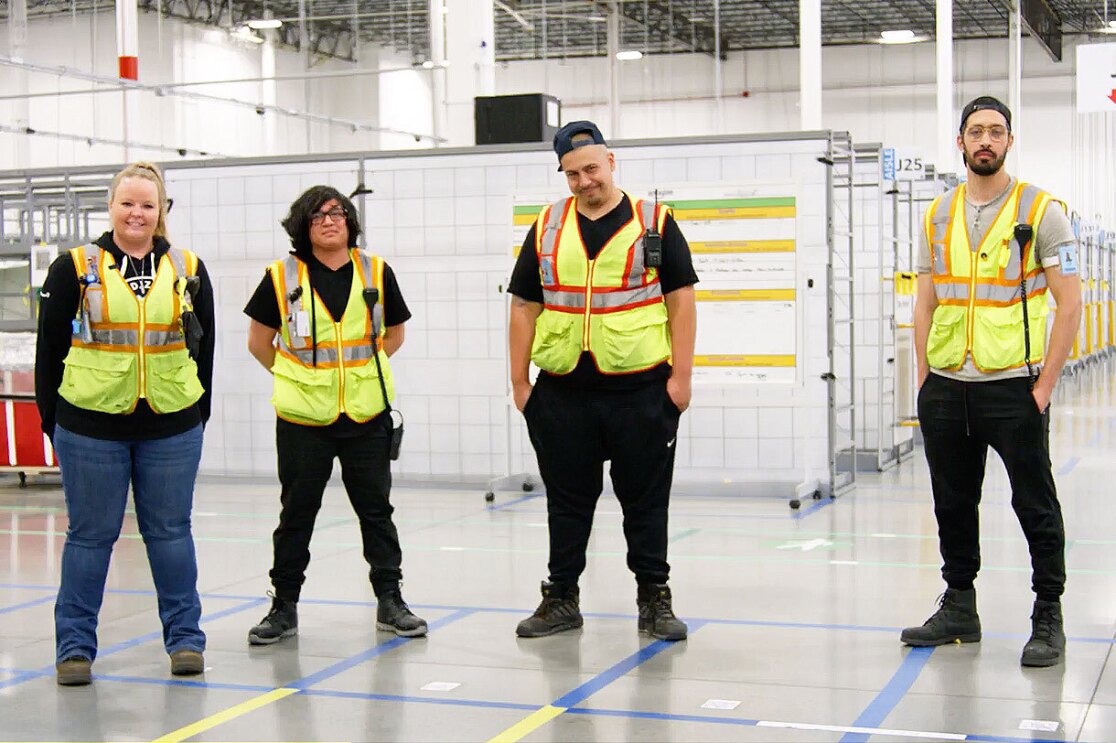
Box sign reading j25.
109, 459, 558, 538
883, 148, 926, 182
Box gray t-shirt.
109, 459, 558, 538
917, 178, 1076, 381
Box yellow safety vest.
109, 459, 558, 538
530, 195, 672, 375
58, 245, 204, 415
924, 181, 1062, 372
269, 250, 395, 426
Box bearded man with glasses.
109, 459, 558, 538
242, 185, 426, 644
902, 96, 1083, 667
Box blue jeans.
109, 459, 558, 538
53, 424, 205, 663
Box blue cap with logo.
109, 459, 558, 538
553, 120, 607, 170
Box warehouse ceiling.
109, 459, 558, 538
2, 1, 1113, 62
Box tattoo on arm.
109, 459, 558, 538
511, 296, 530, 308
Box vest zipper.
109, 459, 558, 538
582, 258, 595, 350
335, 320, 346, 414
964, 246, 978, 366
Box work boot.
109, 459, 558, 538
376, 588, 428, 637
1021, 600, 1065, 668
637, 583, 688, 641
901, 588, 981, 646
170, 649, 205, 676
56, 656, 92, 686
516, 581, 583, 638
248, 594, 298, 645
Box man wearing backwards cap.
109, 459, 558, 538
903, 96, 1082, 667
506, 121, 698, 640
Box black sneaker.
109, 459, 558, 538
376, 589, 428, 637
1021, 600, 1065, 667
516, 581, 583, 638
248, 594, 298, 646
637, 583, 688, 641
901, 588, 981, 646
56, 656, 92, 686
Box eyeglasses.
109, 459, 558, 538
964, 125, 1008, 142
310, 206, 346, 224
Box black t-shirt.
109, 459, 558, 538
243, 253, 411, 434
35, 231, 216, 441
507, 194, 698, 390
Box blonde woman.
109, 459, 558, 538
35, 162, 215, 685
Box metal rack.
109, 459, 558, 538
822, 132, 856, 499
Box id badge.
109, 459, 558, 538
294, 310, 311, 336
1057, 244, 1078, 276
540, 257, 556, 286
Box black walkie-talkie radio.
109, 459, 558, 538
362, 287, 404, 460
644, 189, 663, 268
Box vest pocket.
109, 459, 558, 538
272, 362, 339, 425
344, 355, 394, 422
926, 304, 967, 369
597, 309, 669, 373
971, 300, 1048, 372
59, 348, 138, 414
144, 350, 204, 413
531, 311, 582, 374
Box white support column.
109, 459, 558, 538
428, 0, 448, 145
444, 0, 495, 146
299, 0, 312, 151
936, 0, 954, 174
798, 0, 822, 130
8, 0, 29, 168
607, 2, 620, 136
262, 22, 278, 156
115, 0, 139, 161
713, 0, 723, 133
1008, 1, 1022, 169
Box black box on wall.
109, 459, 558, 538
474, 94, 561, 145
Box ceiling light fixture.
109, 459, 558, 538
879, 29, 917, 43
231, 26, 265, 44
587, 15, 606, 22
615, 50, 643, 61
246, 18, 283, 30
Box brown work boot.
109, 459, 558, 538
56, 656, 92, 686
170, 649, 205, 676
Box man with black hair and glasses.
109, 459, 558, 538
242, 185, 426, 644
902, 96, 1082, 667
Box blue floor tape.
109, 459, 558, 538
839, 646, 935, 743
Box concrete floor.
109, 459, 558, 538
1, 364, 1114, 742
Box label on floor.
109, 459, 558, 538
421, 681, 461, 692
701, 699, 741, 710
1019, 719, 1060, 732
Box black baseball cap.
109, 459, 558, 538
553, 120, 607, 170
960, 96, 1012, 133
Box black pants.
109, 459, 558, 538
918, 373, 1065, 600
524, 375, 681, 587
270, 417, 402, 601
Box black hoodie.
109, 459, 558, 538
34, 231, 215, 441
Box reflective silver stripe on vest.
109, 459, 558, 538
546, 289, 585, 309
593, 283, 662, 309
538, 199, 566, 290
145, 330, 185, 346
933, 282, 969, 301
287, 346, 341, 365
928, 192, 952, 275
1002, 184, 1043, 282
277, 256, 305, 352
88, 328, 139, 346
166, 247, 189, 277
623, 200, 656, 290
974, 273, 1048, 304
